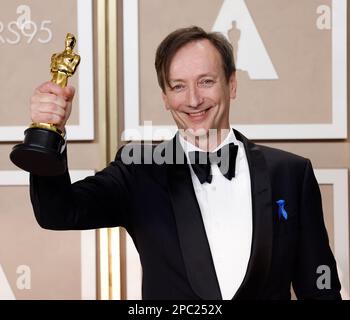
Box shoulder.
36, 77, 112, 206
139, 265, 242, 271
257, 144, 308, 164
114, 142, 169, 186
253, 143, 311, 176
234, 128, 310, 169
115, 141, 163, 164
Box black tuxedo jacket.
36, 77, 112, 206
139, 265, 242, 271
30, 129, 341, 300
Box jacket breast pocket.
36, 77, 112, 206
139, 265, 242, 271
277, 208, 298, 238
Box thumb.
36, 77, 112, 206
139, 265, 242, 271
64, 86, 76, 101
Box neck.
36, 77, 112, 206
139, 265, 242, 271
180, 127, 231, 151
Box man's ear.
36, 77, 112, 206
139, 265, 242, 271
162, 92, 170, 110
229, 73, 237, 100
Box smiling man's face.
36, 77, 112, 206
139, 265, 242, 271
162, 39, 237, 139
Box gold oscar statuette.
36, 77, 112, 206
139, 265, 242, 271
10, 33, 81, 176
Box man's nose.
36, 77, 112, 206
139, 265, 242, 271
187, 85, 203, 108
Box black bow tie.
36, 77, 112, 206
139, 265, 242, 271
188, 143, 238, 184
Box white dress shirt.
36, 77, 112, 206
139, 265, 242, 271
179, 129, 253, 299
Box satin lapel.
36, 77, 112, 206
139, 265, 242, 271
233, 129, 273, 300
166, 134, 222, 300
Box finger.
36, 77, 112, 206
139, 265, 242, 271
32, 102, 66, 118
35, 81, 66, 97
31, 93, 67, 108
31, 111, 65, 125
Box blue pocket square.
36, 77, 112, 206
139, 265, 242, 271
276, 199, 288, 220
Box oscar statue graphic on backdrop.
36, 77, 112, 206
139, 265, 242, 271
10, 33, 80, 176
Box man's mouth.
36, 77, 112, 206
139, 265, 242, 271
186, 107, 211, 119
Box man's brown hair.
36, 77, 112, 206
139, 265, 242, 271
155, 26, 236, 92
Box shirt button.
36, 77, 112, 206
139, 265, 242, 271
211, 186, 216, 191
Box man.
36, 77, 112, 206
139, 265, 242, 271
29, 26, 341, 300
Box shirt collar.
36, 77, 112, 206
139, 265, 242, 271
179, 128, 239, 159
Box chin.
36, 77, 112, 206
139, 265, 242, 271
182, 124, 211, 137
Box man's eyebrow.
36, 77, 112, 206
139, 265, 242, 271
197, 72, 217, 78
168, 78, 185, 83
169, 73, 217, 83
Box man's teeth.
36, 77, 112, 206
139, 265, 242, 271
189, 110, 206, 116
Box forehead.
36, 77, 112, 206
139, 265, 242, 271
169, 39, 223, 79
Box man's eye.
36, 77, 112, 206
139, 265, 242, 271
200, 79, 214, 86
172, 84, 185, 91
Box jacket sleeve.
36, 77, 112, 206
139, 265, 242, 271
30, 147, 132, 230
292, 159, 342, 300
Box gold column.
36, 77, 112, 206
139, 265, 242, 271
96, 0, 121, 300
96, 0, 108, 301
106, 0, 121, 301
